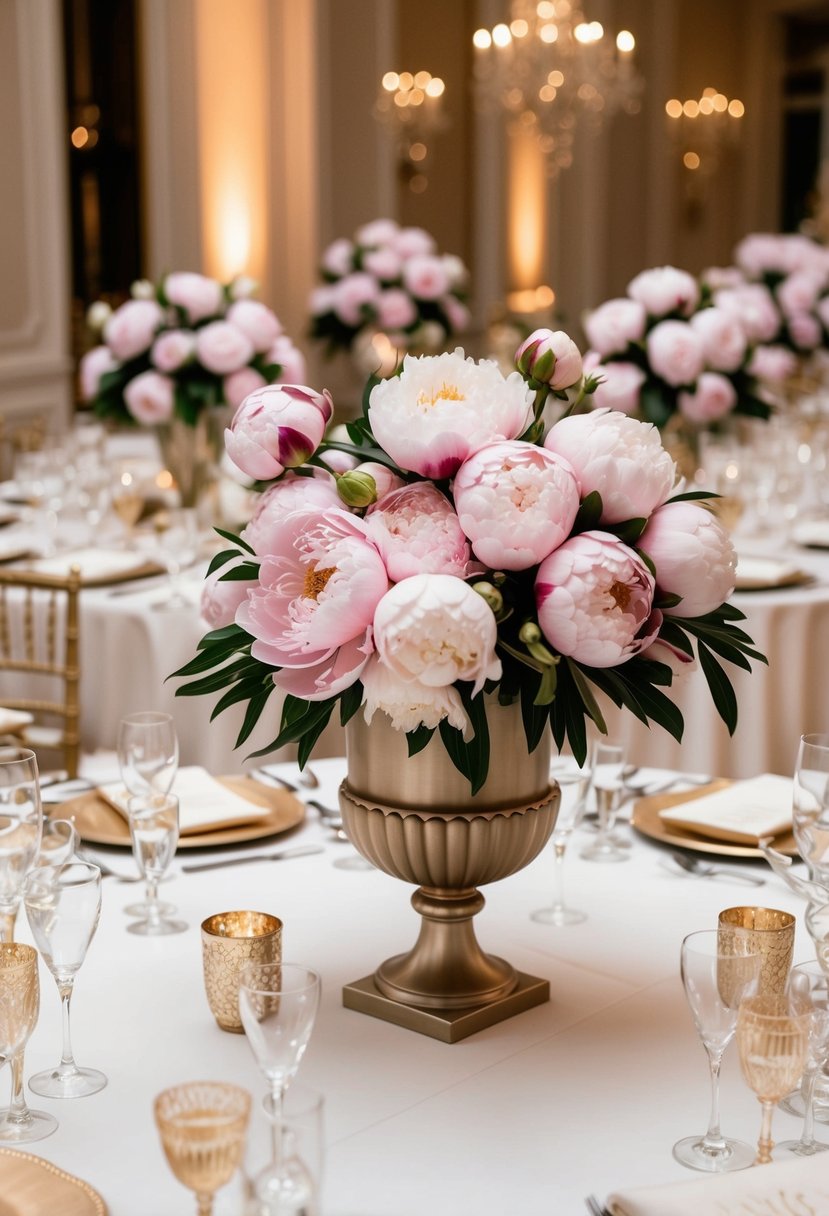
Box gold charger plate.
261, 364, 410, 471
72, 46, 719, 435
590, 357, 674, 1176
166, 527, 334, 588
20, 557, 165, 588
631, 781, 798, 860
53, 776, 305, 849
0, 1149, 107, 1216
735, 569, 814, 592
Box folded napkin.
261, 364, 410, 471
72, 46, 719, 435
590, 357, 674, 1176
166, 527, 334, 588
99, 766, 273, 835
794, 519, 829, 549
0, 707, 33, 734
30, 548, 149, 582
608, 1151, 829, 1214
658, 773, 792, 844
735, 555, 805, 589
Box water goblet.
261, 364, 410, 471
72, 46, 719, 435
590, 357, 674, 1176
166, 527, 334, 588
0, 943, 58, 1142
531, 777, 588, 926
792, 734, 829, 886
118, 711, 179, 920
24, 860, 107, 1097
37, 819, 78, 867
737, 993, 811, 1164
151, 507, 199, 611
580, 742, 629, 864
673, 928, 763, 1172
155, 1081, 251, 1216
0, 748, 43, 942
776, 961, 829, 1156
126, 794, 186, 936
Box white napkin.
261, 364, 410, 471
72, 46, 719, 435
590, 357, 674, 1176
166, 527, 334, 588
658, 773, 792, 844
609, 1152, 829, 1214
29, 549, 148, 582
735, 555, 804, 589
794, 519, 829, 549
0, 707, 33, 733
98, 765, 273, 835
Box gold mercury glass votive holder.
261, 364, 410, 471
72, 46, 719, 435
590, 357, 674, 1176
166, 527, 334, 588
718, 906, 795, 997
201, 911, 282, 1033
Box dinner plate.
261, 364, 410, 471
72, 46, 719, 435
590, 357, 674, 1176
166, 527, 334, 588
734, 568, 814, 592
0, 506, 19, 527
631, 782, 798, 859
0, 1149, 107, 1215
52, 776, 305, 848
24, 551, 165, 588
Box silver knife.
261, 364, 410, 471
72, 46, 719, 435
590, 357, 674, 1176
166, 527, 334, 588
181, 844, 324, 873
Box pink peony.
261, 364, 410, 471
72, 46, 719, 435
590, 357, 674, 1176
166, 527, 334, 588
689, 307, 747, 373
360, 655, 469, 735
103, 299, 165, 361
776, 271, 825, 318
442, 254, 468, 288
79, 345, 117, 401
646, 320, 705, 387
196, 321, 255, 375
441, 294, 471, 334
226, 300, 282, 352
702, 267, 746, 291
357, 219, 400, 248
639, 501, 736, 618
678, 372, 737, 424
266, 335, 307, 384
373, 573, 501, 695
223, 367, 267, 410
164, 272, 224, 322
714, 284, 781, 344
583, 298, 647, 357
368, 349, 534, 479
535, 531, 659, 667
151, 329, 196, 373
393, 227, 437, 259
402, 255, 451, 301
225, 384, 333, 480
735, 234, 789, 278
321, 238, 355, 277
309, 285, 336, 316
241, 470, 341, 555
590, 363, 646, 415
627, 266, 699, 317
376, 289, 417, 331
366, 482, 471, 582
200, 556, 257, 628
789, 312, 822, 350
818, 297, 829, 331
747, 344, 799, 383
545, 409, 676, 524
228, 275, 258, 301
333, 273, 380, 326
515, 329, 583, 390
363, 247, 402, 281
122, 370, 174, 424
237, 508, 388, 701
319, 449, 359, 474
453, 441, 579, 571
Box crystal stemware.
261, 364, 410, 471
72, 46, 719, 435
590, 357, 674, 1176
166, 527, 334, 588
126, 793, 186, 936
737, 993, 811, 1164
0, 942, 58, 1142
776, 962, 829, 1156
24, 860, 107, 1098
118, 711, 179, 922
673, 928, 762, 1172
37, 819, 78, 868
254, 1084, 324, 1216
150, 507, 199, 611
792, 733, 829, 886
155, 1081, 251, 1216
0, 749, 43, 942
531, 774, 588, 925
580, 742, 629, 864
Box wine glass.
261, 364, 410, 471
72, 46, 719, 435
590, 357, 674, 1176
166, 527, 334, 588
24, 860, 107, 1098
792, 734, 829, 886
673, 928, 762, 1172
254, 1084, 324, 1216
531, 776, 588, 926
150, 508, 199, 611
110, 459, 147, 545
37, 819, 78, 867
0, 749, 43, 942
238, 964, 321, 1173
118, 711, 179, 921
580, 742, 629, 864
776, 962, 829, 1156
155, 1081, 251, 1216
126, 793, 186, 936
737, 993, 811, 1165
0, 943, 58, 1142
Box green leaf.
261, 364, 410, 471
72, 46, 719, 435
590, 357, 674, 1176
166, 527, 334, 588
571, 490, 603, 534
566, 660, 607, 733
297, 702, 335, 769
656, 620, 694, 657
462, 689, 491, 795
640, 382, 675, 427
607, 518, 647, 545
534, 664, 558, 705
698, 640, 739, 734
319, 439, 403, 475
520, 676, 550, 751
175, 659, 258, 697
206, 549, 240, 577
210, 676, 267, 721
246, 699, 334, 758
235, 684, 276, 748
439, 719, 472, 782
406, 725, 435, 756
218, 561, 260, 581
214, 527, 255, 555
666, 489, 721, 504
339, 681, 363, 727
620, 676, 685, 742
197, 623, 249, 650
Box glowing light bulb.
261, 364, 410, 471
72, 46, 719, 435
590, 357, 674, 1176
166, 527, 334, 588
492, 23, 512, 47
382, 72, 399, 92
665, 99, 683, 119
473, 28, 492, 50
616, 30, 635, 52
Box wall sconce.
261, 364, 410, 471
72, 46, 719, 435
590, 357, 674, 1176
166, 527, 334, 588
375, 70, 447, 193
665, 88, 745, 224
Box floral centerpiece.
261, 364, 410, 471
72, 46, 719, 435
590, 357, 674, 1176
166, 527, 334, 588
308, 219, 470, 372
174, 328, 763, 793
583, 265, 772, 428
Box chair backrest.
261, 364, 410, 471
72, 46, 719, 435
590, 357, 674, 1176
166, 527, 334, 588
0, 566, 82, 778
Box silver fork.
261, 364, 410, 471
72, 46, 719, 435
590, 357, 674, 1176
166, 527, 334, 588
585, 1197, 610, 1216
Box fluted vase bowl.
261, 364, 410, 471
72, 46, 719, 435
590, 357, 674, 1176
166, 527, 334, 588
339, 704, 559, 1042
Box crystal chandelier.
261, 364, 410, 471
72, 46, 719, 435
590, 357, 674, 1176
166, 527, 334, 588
472, 0, 643, 175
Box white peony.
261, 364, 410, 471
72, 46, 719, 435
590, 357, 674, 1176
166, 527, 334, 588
361, 656, 470, 736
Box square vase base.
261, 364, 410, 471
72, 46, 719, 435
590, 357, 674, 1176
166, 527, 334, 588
342, 971, 550, 1043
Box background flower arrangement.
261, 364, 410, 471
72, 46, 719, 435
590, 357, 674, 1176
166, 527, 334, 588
175, 328, 764, 793
308, 218, 470, 366
80, 272, 307, 427
583, 264, 773, 428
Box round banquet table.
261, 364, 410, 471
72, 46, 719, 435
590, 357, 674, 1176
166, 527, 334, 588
8, 758, 815, 1215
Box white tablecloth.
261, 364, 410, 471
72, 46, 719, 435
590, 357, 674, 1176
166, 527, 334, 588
10, 759, 814, 1215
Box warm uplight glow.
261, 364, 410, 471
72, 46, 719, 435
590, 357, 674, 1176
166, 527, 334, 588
156, 470, 175, 491
510, 18, 529, 37
473, 28, 492, 49
682, 99, 699, 117
409, 142, 427, 161
493, 23, 512, 47
548, 70, 564, 87
698, 97, 713, 115
575, 21, 603, 43
540, 22, 558, 42
712, 93, 727, 112
507, 285, 556, 314
382, 72, 399, 91
425, 77, 445, 98
728, 99, 745, 117
683, 151, 700, 170
539, 85, 557, 102
399, 72, 414, 90
508, 124, 547, 292
616, 30, 635, 52
665, 99, 683, 118
536, 1, 556, 17
414, 70, 431, 88
71, 126, 89, 148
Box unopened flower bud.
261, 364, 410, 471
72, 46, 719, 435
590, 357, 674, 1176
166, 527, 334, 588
86, 300, 112, 332
472, 581, 504, 616
229, 274, 259, 301
515, 328, 583, 391
337, 469, 378, 508
519, 621, 542, 646
130, 279, 156, 300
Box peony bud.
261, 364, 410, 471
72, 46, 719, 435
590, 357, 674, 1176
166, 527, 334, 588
515, 329, 584, 391
130, 279, 156, 300
472, 581, 504, 617
337, 469, 378, 508
86, 300, 112, 333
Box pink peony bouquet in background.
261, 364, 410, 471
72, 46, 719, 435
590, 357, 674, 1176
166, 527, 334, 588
308, 218, 470, 367
176, 330, 763, 790
80, 272, 306, 428
583, 265, 772, 428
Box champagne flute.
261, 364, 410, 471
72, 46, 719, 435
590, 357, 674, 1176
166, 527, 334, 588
777, 962, 829, 1156
580, 742, 629, 864
673, 928, 762, 1172
155, 1081, 251, 1216
151, 507, 199, 611
24, 860, 106, 1098
117, 711, 179, 799
0, 943, 58, 1142
0, 749, 43, 942
531, 775, 588, 926
111, 460, 146, 545
737, 993, 811, 1164
126, 793, 186, 935
792, 734, 829, 886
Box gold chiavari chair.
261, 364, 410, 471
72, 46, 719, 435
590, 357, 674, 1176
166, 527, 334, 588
0, 566, 81, 778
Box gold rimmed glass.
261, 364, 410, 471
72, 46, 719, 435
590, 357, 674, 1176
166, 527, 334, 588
154, 1081, 251, 1216
0, 943, 58, 1142
0, 749, 43, 942
737, 993, 811, 1164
